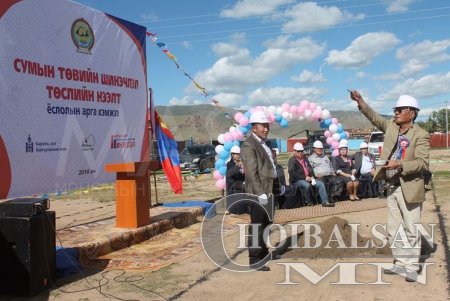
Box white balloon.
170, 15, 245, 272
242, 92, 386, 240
321, 109, 331, 120
276, 107, 283, 115
217, 134, 225, 144
268, 106, 276, 113
298, 115, 305, 120
329, 124, 338, 133
303, 109, 312, 118
229, 126, 237, 132
340, 139, 348, 145
281, 111, 290, 119
285, 112, 293, 121
215, 144, 224, 154
332, 133, 341, 141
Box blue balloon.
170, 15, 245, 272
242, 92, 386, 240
224, 142, 233, 151
319, 121, 327, 129
337, 124, 344, 133
215, 159, 225, 169
245, 123, 252, 130
280, 118, 289, 128
233, 140, 240, 146
244, 111, 252, 119
219, 150, 229, 160
340, 132, 347, 139
324, 118, 332, 127
219, 166, 227, 176
239, 126, 248, 134
275, 114, 282, 123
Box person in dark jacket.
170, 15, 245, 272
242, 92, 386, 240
288, 142, 334, 207
226, 145, 246, 214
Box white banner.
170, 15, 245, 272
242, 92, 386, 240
0, 0, 149, 199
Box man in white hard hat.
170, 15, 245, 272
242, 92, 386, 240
225, 145, 246, 214
288, 142, 335, 207
308, 140, 343, 203
352, 142, 377, 198
350, 91, 430, 282
240, 110, 275, 271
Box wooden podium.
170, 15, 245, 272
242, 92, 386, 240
105, 161, 159, 228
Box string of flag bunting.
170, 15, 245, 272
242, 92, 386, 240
146, 32, 233, 121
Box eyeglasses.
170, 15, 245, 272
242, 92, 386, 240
295, 150, 304, 153
393, 107, 410, 113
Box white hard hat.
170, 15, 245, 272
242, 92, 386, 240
394, 95, 420, 111
313, 141, 323, 148
249, 111, 270, 124
339, 140, 348, 149
230, 145, 240, 154
293, 142, 304, 151
360, 142, 368, 149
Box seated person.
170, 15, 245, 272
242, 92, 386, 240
288, 142, 334, 207
333, 140, 360, 201
352, 142, 377, 198
308, 140, 343, 202
226, 145, 246, 214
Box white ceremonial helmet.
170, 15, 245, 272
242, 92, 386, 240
230, 145, 241, 154
313, 141, 323, 148
249, 111, 270, 124
394, 95, 420, 111
359, 142, 368, 149
293, 142, 304, 151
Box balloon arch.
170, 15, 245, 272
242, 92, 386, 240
212, 100, 349, 190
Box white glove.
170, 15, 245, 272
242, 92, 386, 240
280, 185, 286, 196
311, 178, 316, 186
351, 175, 356, 181
258, 193, 268, 205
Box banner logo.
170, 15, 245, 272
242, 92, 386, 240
81, 135, 95, 151
110, 134, 135, 149
71, 18, 94, 54
25, 134, 34, 153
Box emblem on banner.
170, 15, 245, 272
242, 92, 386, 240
71, 18, 94, 54
25, 134, 34, 153
81, 135, 95, 152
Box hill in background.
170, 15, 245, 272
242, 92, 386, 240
156, 104, 382, 143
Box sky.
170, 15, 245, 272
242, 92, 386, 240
74, 0, 450, 121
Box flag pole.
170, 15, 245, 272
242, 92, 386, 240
149, 88, 159, 205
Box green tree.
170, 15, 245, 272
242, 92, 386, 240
417, 108, 449, 133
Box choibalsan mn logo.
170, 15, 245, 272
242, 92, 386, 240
71, 18, 94, 54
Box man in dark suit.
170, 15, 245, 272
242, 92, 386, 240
240, 110, 275, 271
350, 91, 430, 282
288, 142, 334, 207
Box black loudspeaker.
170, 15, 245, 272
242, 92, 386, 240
0, 211, 56, 296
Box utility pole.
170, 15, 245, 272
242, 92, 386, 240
446, 100, 449, 149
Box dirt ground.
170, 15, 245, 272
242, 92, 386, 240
1, 149, 450, 301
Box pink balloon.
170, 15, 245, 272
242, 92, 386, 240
290, 105, 298, 114
232, 131, 240, 140
332, 149, 339, 157
324, 130, 331, 138
297, 105, 305, 115
239, 116, 249, 126
234, 112, 243, 123
281, 103, 290, 113
300, 100, 310, 108
345, 131, 350, 139
213, 170, 222, 180
269, 113, 276, 122
326, 137, 334, 145
312, 109, 322, 119
332, 141, 340, 149
332, 118, 338, 124
235, 131, 244, 139
309, 102, 317, 111
224, 132, 233, 142
215, 179, 226, 190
